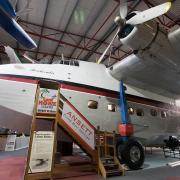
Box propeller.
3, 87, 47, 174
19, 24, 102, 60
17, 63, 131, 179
126, 2, 171, 25
97, 1, 171, 64
114, 1, 171, 27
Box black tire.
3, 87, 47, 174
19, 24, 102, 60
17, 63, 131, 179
117, 139, 144, 170
116, 140, 125, 164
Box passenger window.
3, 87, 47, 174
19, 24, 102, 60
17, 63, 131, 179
108, 104, 117, 112
88, 100, 98, 109
150, 109, 157, 116
161, 111, 167, 118
128, 107, 134, 115
136, 109, 144, 116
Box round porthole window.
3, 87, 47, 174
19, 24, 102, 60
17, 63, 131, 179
150, 109, 157, 116
128, 107, 134, 115
136, 109, 144, 116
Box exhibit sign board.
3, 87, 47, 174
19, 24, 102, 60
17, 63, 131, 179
37, 88, 57, 113
5, 134, 16, 151
29, 131, 54, 173
62, 101, 95, 149
0, 135, 7, 151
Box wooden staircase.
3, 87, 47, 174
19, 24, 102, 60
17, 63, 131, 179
96, 130, 124, 179
25, 80, 124, 179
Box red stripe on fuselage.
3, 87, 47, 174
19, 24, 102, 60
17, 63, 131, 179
65, 100, 95, 130
0, 75, 179, 112
0, 76, 38, 84
60, 84, 118, 99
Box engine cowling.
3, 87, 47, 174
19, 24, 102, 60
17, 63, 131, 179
118, 15, 158, 50
168, 26, 180, 56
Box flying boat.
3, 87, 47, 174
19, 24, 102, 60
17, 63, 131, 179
0, 0, 180, 170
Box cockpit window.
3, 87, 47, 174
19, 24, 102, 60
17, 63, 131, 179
59, 60, 79, 66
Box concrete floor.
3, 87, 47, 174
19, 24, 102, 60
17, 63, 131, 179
0, 147, 180, 180
143, 147, 179, 169
111, 148, 180, 180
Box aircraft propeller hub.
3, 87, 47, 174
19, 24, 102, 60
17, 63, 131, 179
114, 16, 125, 27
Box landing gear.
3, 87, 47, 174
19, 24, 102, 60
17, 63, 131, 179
117, 139, 144, 170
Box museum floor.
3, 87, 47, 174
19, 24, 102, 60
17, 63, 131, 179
0, 148, 180, 180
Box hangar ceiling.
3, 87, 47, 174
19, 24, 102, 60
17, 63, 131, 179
0, 0, 180, 65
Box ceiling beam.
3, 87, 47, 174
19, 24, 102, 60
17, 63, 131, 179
35, 0, 50, 59
24, 30, 120, 61
13, 48, 70, 59
75, 2, 120, 59
19, 20, 110, 47
50, 0, 79, 63
69, 1, 109, 59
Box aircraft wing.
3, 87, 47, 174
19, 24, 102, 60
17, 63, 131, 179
108, 26, 180, 99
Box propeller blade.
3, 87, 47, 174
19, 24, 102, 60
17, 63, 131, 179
126, 2, 171, 25
97, 28, 119, 64
120, 0, 128, 19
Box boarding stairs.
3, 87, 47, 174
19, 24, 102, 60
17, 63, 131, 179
96, 130, 124, 179
25, 80, 124, 179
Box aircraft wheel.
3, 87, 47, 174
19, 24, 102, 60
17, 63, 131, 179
116, 140, 125, 163
117, 139, 144, 170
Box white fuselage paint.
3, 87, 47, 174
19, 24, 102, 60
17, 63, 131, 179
0, 62, 179, 145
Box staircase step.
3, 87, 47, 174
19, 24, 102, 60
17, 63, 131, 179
104, 163, 119, 170
101, 156, 114, 164
101, 156, 113, 161
106, 169, 123, 177
36, 116, 56, 119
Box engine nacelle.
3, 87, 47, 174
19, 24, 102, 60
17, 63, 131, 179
168, 26, 180, 56
118, 18, 158, 50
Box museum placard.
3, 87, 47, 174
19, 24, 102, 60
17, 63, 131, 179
29, 131, 54, 173
37, 88, 57, 113
5, 134, 16, 151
